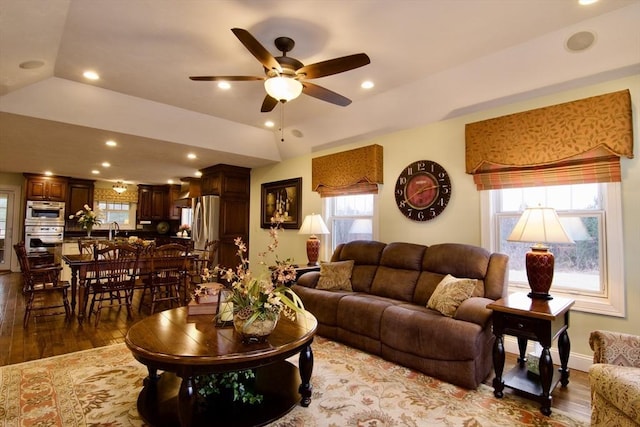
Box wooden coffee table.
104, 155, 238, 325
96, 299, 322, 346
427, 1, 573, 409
125, 307, 317, 427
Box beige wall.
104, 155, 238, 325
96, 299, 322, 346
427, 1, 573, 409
249, 74, 640, 362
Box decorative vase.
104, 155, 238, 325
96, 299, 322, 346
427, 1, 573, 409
233, 313, 278, 344
86, 225, 92, 237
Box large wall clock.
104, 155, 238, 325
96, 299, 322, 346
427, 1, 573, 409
395, 160, 452, 221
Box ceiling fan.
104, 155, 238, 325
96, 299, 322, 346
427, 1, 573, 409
190, 28, 371, 112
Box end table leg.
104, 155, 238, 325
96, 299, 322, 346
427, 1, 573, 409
178, 375, 196, 427
558, 329, 571, 387
298, 340, 314, 407
538, 346, 553, 416
516, 336, 528, 367
492, 335, 505, 398
143, 366, 161, 387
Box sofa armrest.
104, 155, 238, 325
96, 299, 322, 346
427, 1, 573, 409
453, 297, 494, 327
589, 330, 640, 367
296, 271, 321, 288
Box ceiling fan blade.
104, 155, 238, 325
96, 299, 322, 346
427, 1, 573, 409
261, 95, 279, 112
231, 28, 282, 73
189, 76, 264, 81
302, 82, 352, 106
297, 53, 370, 79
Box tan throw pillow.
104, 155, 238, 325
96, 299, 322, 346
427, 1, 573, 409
427, 274, 477, 317
317, 260, 355, 291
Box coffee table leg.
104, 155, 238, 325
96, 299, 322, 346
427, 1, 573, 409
177, 375, 196, 427
298, 340, 314, 407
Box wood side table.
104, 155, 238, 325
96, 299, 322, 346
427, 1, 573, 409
487, 292, 575, 416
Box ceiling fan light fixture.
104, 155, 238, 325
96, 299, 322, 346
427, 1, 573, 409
264, 76, 303, 102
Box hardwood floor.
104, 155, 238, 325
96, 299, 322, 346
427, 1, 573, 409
0, 271, 591, 420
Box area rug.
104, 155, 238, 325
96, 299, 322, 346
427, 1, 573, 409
0, 337, 588, 426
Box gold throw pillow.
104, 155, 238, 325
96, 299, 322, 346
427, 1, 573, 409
427, 274, 477, 317
317, 260, 355, 291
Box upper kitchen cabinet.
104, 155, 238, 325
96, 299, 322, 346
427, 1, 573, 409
200, 164, 250, 198
137, 184, 182, 221
66, 179, 94, 228
24, 174, 68, 202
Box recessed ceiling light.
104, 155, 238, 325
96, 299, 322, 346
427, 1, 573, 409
106, 140, 117, 147
265, 121, 275, 128
102, 162, 111, 167
83, 70, 100, 80
44, 171, 53, 176
91, 170, 100, 175
361, 80, 374, 89
218, 82, 231, 90
19, 60, 45, 69
578, 0, 598, 5
187, 153, 197, 159
195, 171, 202, 177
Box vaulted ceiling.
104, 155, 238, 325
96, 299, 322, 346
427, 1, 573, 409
1, 0, 639, 185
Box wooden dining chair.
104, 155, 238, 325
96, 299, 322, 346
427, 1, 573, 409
187, 239, 220, 290
88, 243, 141, 326
13, 242, 71, 327
139, 243, 189, 314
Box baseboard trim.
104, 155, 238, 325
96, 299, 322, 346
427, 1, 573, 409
503, 336, 592, 373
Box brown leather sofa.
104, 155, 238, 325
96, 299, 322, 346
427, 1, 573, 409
292, 240, 509, 389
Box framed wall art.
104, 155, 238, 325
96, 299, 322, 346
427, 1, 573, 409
261, 177, 302, 229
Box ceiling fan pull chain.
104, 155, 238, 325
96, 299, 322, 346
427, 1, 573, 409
280, 102, 285, 142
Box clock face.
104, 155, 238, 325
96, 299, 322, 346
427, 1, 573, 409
395, 160, 451, 221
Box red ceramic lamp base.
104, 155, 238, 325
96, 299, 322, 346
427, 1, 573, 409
525, 247, 555, 300
306, 236, 320, 266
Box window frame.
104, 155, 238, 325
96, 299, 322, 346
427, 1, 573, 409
322, 193, 379, 258
95, 200, 137, 230
480, 183, 625, 317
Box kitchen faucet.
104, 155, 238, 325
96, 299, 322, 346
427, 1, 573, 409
108, 221, 120, 240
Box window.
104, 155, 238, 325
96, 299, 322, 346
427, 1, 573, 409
482, 183, 624, 317
96, 201, 137, 230
323, 194, 378, 254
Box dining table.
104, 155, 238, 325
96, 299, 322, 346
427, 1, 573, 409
61, 253, 194, 323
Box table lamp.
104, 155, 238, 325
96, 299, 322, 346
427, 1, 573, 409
298, 213, 329, 266
507, 206, 574, 300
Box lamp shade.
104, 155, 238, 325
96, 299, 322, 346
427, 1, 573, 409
507, 207, 574, 246
507, 206, 574, 300
298, 214, 329, 236
298, 214, 329, 266
264, 76, 303, 102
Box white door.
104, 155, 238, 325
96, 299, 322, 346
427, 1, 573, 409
0, 189, 17, 271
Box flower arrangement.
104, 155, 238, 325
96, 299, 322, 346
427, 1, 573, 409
68, 204, 102, 230
178, 223, 191, 232
213, 219, 304, 330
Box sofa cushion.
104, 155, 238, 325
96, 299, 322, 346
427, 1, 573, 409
332, 241, 386, 293
427, 274, 477, 317
369, 243, 424, 302
292, 284, 350, 327
317, 260, 354, 291
337, 294, 399, 340
381, 304, 485, 361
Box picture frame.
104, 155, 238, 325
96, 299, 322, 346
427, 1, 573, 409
261, 177, 302, 229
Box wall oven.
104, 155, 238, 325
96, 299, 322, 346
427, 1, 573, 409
25, 200, 66, 225
24, 225, 64, 253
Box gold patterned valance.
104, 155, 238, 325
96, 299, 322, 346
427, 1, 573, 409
312, 144, 383, 197
465, 90, 633, 190
94, 187, 138, 203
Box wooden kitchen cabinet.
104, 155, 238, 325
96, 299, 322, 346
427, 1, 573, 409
137, 184, 180, 221
66, 179, 94, 228
24, 174, 68, 201
200, 164, 250, 269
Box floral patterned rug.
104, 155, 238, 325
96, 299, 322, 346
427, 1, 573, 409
0, 337, 588, 426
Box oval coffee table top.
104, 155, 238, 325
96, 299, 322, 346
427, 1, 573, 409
125, 307, 317, 372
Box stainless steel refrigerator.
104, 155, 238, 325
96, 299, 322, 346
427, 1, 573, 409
191, 195, 220, 254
